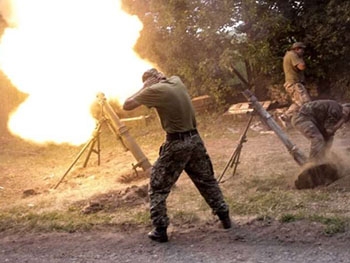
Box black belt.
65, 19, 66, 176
166, 129, 198, 141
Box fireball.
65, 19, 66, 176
0, 0, 152, 145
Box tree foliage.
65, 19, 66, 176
122, 0, 350, 104
122, 0, 242, 106
300, 0, 350, 97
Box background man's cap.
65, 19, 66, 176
291, 42, 306, 50
142, 68, 159, 83
342, 103, 350, 108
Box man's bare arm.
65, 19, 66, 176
123, 97, 141, 111
296, 62, 306, 71
122, 76, 159, 111
122, 83, 147, 111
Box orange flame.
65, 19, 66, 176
0, 0, 152, 145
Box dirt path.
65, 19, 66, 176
1, 222, 350, 263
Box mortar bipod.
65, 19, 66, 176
53, 119, 103, 189
217, 112, 255, 183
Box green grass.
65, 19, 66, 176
279, 213, 302, 223
309, 215, 347, 235
278, 213, 347, 235
0, 209, 114, 233
130, 210, 150, 225
227, 190, 300, 217
239, 174, 290, 191
172, 210, 201, 225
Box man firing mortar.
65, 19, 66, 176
292, 100, 350, 163
123, 68, 231, 243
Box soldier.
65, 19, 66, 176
279, 42, 311, 128
292, 100, 350, 163
123, 68, 231, 243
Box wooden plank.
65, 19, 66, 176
227, 101, 271, 115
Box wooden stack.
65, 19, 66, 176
226, 101, 271, 115
120, 115, 151, 128
191, 95, 214, 113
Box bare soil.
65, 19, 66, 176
1, 114, 350, 262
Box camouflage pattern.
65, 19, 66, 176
283, 82, 311, 119
292, 117, 333, 161
149, 134, 228, 228
292, 100, 343, 161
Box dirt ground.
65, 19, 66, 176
1, 114, 350, 262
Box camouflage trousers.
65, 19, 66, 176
149, 133, 229, 228
292, 115, 333, 162
284, 82, 311, 119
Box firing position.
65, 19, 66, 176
280, 42, 311, 128
292, 100, 350, 163
123, 68, 231, 243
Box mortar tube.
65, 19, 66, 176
242, 89, 307, 166
96, 93, 152, 171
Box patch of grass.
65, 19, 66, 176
129, 210, 150, 225
0, 209, 114, 233
105, 206, 151, 227
279, 213, 303, 223
172, 210, 200, 225
309, 214, 347, 235
228, 190, 299, 217
303, 190, 331, 202
240, 174, 289, 191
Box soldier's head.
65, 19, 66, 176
291, 42, 306, 56
342, 103, 350, 122
142, 68, 166, 83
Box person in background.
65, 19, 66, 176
123, 68, 231, 243
279, 42, 311, 129
292, 100, 350, 163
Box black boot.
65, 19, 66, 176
217, 211, 232, 229
148, 227, 168, 242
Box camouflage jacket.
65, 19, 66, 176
297, 100, 343, 136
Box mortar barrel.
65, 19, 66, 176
96, 93, 152, 171
242, 89, 307, 166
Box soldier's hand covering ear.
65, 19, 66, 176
142, 76, 160, 89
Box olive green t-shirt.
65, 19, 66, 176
283, 50, 305, 84
133, 76, 197, 133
